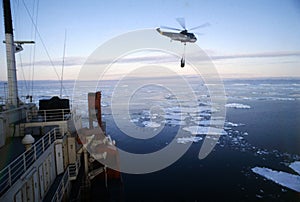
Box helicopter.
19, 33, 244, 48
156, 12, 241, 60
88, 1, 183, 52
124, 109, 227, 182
156, 18, 210, 67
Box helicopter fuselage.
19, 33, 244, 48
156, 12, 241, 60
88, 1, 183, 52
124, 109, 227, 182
156, 28, 197, 43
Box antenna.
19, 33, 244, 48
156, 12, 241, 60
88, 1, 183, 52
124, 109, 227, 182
60, 30, 67, 98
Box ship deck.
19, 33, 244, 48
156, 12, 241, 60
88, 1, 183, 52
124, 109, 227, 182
0, 137, 25, 171
0, 135, 42, 171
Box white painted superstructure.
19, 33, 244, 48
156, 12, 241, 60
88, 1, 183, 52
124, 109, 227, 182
0, 1, 84, 201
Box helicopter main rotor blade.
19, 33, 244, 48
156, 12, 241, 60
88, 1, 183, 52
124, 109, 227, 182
176, 17, 186, 30
189, 22, 211, 31
194, 32, 204, 35
160, 26, 181, 31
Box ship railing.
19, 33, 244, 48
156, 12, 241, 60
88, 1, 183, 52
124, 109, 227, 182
51, 166, 70, 202
68, 156, 81, 180
0, 97, 5, 106
0, 127, 63, 196
26, 109, 72, 122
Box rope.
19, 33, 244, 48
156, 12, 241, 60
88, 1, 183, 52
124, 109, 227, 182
183, 42, 186, 59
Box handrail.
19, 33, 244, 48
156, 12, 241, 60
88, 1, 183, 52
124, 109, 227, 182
51, 153, 81, 201
0, 127, 63, 196
51, 154, 82, 201
26, 109, 72, 122
0, 97, 5, 106
51, 166, 70, 202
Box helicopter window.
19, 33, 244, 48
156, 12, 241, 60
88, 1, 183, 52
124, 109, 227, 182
187, 33, 196, 38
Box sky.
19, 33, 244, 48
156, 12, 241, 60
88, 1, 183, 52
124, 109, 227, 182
0, 0, 300, 80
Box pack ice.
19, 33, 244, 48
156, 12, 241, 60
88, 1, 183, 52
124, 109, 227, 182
252, 161, 300, 192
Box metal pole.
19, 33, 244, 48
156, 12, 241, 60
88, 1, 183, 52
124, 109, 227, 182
83, 147, 90, 186
3, 0, 19, 108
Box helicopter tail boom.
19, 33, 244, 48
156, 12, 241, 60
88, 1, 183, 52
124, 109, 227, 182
156, 28, 163, 34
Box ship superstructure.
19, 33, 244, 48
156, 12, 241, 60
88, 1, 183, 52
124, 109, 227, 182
0, 0, 83, 201
0, 1, 122, 201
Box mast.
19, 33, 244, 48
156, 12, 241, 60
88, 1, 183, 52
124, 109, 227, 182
3, 0, 18, 107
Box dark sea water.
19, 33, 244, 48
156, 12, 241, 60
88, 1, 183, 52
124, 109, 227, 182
106, 101, 300, 202
100, 78, 300, 202
1, 78, 299, 201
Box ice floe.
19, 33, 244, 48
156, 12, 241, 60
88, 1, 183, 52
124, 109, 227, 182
183, 126, 227, 135
267, 97, 296, 101
130, 118, 139, 123
164, 94, 176, 100
199, 119, 224, 126
199, 112, 211, 117
225, 103, 251, 109
289, 161, 300, 175
256, 150, 269, 155
177, 136, 203, 144
252, 164, 300, 192
164, 120, 186, 126
166, 105, 218, 114
225, 122, 244, 127
142, 121, 161, 128
101, 102, 109, 107
164, 113, 186, 121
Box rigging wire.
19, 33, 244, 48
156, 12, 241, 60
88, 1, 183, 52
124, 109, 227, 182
28, 0, 35, 97
60, 30, 67, 98
18, 54, 29, 95
31, 0, 40, 99
11, 0, 39, 100
10, 0, 68, 99
21, 0, 62, 82
12, 0, 29, 97
26, 0, 33, 95
11, 0, 20, 39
